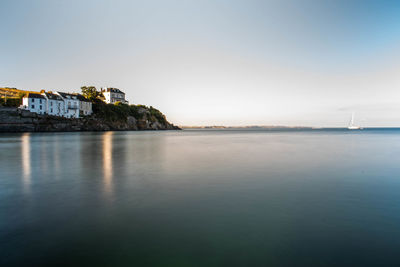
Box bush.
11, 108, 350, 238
0, 97, 22, 107
81, 86, 101, 100
92, 101, 126, 122
149, 106, 167, 124
128, 105, 143, 119
92, 101, 166, 123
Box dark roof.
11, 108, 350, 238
57, 91, 78, 100
43, 92, 63, 101
26, 93, 45, 99
104, 87, 125, 94
74, 94, 91, 102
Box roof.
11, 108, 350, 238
74, 94, 91, 102
57, 91, 78, 100
25, 93, 45, 99
104, 87, 125, 94
43, 92, 63, 101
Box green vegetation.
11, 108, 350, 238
148, 106, 167, 124
81, 86, 101, 100
80, 86, 167, 124
92, 100, 167, 124
1, 86, 170, 127
0, 88, 24, 107
0, 97, 22, 107
0, 92, 25, 107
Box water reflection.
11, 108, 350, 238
3, 130, 400, 266
40, 136, 49, 176
103, 132, 114, 197
21, 133, 31, 193
53, 136, 61, 178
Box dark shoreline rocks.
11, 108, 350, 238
0, 107, 180, 133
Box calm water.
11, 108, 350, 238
1, 129, 400, 266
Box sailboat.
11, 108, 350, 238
348, 112, 362, 130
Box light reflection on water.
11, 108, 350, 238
1, 129, 400, 266
103, 131, 113, 198
21, 133, 31, 194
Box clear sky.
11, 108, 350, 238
1, 0, 400, 126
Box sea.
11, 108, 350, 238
1, 129, 400, 266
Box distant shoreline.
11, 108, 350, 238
181, 125, 312, 129
180, 126, 400, 130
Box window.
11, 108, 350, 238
51, 108, 53, 113
31, 105, 35, 109
40, 99, 42, 104
51, 102, 53, 106
40, 105, 42, 110
32, 99, 35, 103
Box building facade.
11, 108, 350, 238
76, 94, 93, 116
56, 92, 80, 118
102, 88, 128, 104
42, 92, 65, 116
20, 93, 47, 115
18, 90, 96, 118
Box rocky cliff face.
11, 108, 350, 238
0, 107, 180, 132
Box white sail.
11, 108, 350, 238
348, 112, 362, 130
351, 112, 354, 126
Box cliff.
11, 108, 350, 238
0, 107, 180, 132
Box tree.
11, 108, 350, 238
81, 86, 100, 100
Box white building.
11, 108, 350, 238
56, 92, 80, 118
20, 93, 47, 115
102, 87, 128, 104
19, 90, 93, 118
42, 92, 65, 116
76, 94, 93, 116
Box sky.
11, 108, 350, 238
1, 0, 400, 127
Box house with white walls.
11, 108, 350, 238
18, 90, 93, 118
55, 92, 80, 118
42, 92, 65, 116
20, 93, 47, 115
75, 94, 93, 116
102, 87, 128, 104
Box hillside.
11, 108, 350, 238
0, 86, 179, 132
0, 105, 179, 132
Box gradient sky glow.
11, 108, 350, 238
2, 0, 400, 126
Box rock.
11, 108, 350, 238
20, 109, 37, 118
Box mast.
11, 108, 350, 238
348, 112, 362, 130
351, 112, 354, 127
348, 112, 354, 127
